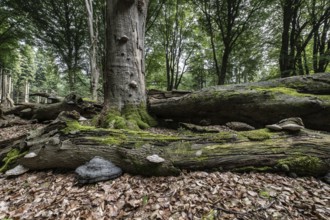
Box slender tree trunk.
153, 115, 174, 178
23, 80, 29, 103
1, 70, 7, 106
218, 47, 230, 85
303, 49, 309, 75
279, 0, 293, 78
85, 0, 100, 101
0, 69, 6, 105
104, 0, 149, 111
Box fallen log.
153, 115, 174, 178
29, 92, 63, 103
149, 73, 330, 131
3, 94, 102, 121
2, 113, 327, 178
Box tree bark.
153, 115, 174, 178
85, 0, 100, 101
104, 0, 149, 111
279, 0, 294, 78
7, 116, 330, 177
149, 73, 330, 131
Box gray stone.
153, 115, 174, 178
75, 156, 122, 184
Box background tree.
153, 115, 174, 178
6, 0, 88, 91
312, 0, 330, 73
85, 0, 105, 101
279, 0, 330, 77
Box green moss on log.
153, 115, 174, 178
277, 156, 328, 176
62, 121, 96, 134
0, 149, 26, 173
241, 129, 272, 141
254, 87, 330, 101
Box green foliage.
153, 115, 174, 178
240, 129, 272, 141
1, 0, 328, 98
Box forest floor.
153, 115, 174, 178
0, 124, 329, 220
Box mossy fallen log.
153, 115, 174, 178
149, 73, 330, 131
2, 116, 328, 178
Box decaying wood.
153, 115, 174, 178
149, 73, 330, 131
3, 94, 101, 121
7, 115, 328, 177
29, 92, 63, 103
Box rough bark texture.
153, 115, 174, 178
149, 73, 330, 131
3, 117, 328, 177
104, 0, 149, 111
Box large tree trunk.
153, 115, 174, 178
149, 73, 330, 131
100, 0, 155, 129
4, 116, 328, 177
104, 0, 149, 110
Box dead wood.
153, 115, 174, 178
6, 115, 328, 178
149, 73, 330, 131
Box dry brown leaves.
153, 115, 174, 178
0, 123, 45, 140
0, 171, 329, 220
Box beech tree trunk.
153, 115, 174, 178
0, 69, 14, 108
4, 117, 328, 177
149, 73, 330, 131
104, 0, 149, 111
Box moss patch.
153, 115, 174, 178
254, 87, 330, 101
277, 156, 327, 176
241, 129, 272, 141
0, 149, 26, 173
62, 120, 96, 134
101, 104, 157, 130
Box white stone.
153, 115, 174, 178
5, 165, 29, 177
146, 154, 165, 163
24, 152, 37, 158
195, 150, 203, 156
79, 116, 88, 121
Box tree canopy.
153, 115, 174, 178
0, 0, 328, 101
